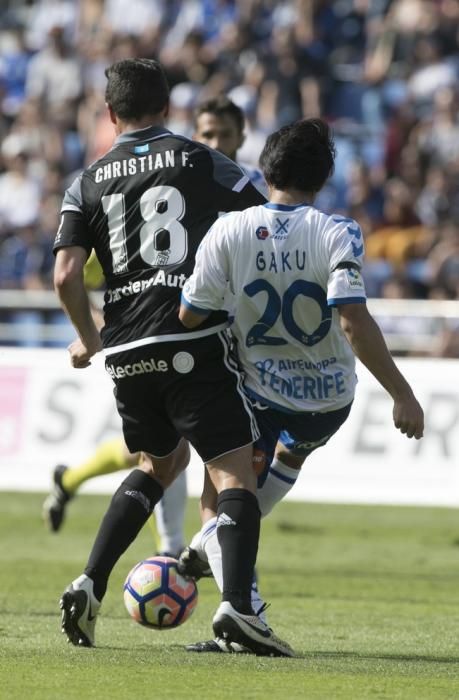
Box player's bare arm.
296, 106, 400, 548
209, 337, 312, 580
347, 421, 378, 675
338, 302, 424, 439
179, 305, 210, 329
54, 246, 103, 368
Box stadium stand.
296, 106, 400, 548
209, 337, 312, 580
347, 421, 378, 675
0, 0, 458, 355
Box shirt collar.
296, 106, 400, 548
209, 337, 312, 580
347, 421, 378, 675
263, 202, 311, 211
114, 125, 172, 145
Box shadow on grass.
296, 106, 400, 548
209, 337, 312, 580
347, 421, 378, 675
89, 643, 459, 666
304, 650, 459, 665
263, 564, 459, 584
277, 522, 325, 535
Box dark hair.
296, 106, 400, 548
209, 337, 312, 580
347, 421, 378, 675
259, 119, 336, 193
105, 58, 169, 121
194, 95, 245, 133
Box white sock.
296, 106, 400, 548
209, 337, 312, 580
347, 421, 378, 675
200, 517, 222, 591
190, 516, 216, 556
257, 457, 300, 517
251, 578, 267, 624
154, 470, 187, 556
199, 517, 268, 623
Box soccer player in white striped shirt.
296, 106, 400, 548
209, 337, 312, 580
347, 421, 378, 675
179, 118, 424, 653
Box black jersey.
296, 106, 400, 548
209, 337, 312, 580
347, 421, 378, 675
54, 125, 265, 350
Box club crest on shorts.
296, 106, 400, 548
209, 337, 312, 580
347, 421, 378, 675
172, 351, 195, 373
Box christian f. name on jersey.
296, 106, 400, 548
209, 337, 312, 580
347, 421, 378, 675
54, 126, 265, 350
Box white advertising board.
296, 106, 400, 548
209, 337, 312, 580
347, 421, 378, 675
0, 347, 457, 506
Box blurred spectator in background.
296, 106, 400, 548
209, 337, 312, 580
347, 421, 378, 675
0, 0, 458, 354
167, 82, 202, 138
0, 26, 31, 119
0, 145, 40, 234
365, 177, 430, 267
25, 25, 82, 112
428, 222, 459, 299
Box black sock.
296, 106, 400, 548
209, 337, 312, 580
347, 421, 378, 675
84, 469, 163, 601
217, 488, 260, 615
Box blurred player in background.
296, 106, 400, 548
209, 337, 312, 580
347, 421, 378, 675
179, 118, 424, 652
193, 96, 267, 197
54, 58, 293, 657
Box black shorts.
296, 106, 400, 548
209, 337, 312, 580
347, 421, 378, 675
253, 401, 353, 486
106, 329, 259, 463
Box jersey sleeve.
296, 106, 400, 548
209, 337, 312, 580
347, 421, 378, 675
240, 163, 269, 199
326, 216, 367, 306
181, 219, 230, 314
53, 173, 93, 255
206, 148, 266, 211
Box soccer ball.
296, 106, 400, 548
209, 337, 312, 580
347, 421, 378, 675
123, 556, 198, 629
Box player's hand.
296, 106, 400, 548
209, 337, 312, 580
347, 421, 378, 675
68, 335, 102, 369
392, 393, 424, 439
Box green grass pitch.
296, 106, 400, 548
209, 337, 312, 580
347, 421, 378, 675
1, 492, 459, 699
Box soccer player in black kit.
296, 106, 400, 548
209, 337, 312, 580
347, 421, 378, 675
53, 58, 293, 656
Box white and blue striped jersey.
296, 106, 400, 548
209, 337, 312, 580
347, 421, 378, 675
182, 202, 367, 413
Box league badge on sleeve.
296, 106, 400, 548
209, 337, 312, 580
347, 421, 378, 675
346, 267, 365, 290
